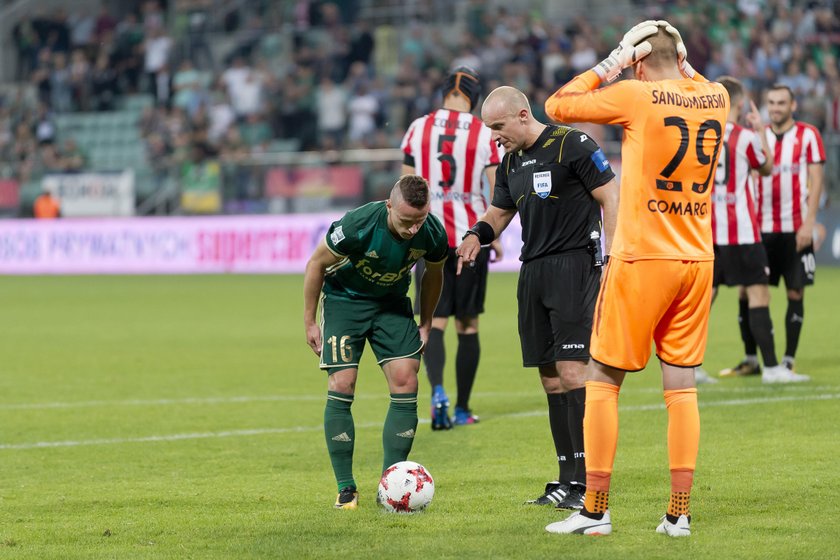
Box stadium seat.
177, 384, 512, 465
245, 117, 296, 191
52, 109, 149, 172
268, 139, 301, 152
120, 94, 155, 112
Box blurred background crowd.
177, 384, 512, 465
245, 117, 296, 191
0, 0, 838, 216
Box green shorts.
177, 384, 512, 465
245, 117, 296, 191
319, 293, 422, 374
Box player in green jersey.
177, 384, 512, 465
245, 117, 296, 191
303, 174, 449, 509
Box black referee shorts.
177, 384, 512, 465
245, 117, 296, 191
713, 243, 770, 288
517, 252, 600, 367
413, 247, 490, 318
762, 232, 815, 289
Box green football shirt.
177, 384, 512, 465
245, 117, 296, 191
323, 201, 448, 300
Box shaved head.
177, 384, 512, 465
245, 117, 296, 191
386, 174, 431, 239
640, 27, 678, 70
480, 86, 545, 153
482, 86, 531, 120
390, 174, 430, 209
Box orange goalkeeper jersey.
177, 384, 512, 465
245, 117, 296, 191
546, 70, 729, 261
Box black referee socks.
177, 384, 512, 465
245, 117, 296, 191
748, 306, 778, 368
785, 298, 805, 360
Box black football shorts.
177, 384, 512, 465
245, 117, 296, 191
517, 252, 600, 366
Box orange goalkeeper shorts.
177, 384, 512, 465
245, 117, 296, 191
590, 258, 713, 372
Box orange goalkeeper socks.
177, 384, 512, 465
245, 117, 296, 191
582, 381, 620, 515
664, 388, 699, 517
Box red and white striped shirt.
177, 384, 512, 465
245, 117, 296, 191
401, 109, 504, 246
712, 122, 765, 246
758, 121, 825, 233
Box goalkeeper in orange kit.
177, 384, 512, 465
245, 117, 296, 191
542, 21, 729, 537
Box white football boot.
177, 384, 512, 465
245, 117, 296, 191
656, 514, 691, 537
762, 364, 810, 384
545, 510, 612, 535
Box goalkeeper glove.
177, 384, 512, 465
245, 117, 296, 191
657, 19, 697, 78
593, 22, 659, 83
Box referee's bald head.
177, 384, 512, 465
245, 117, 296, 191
481, 86, 544, 153
482, 86, 531, 120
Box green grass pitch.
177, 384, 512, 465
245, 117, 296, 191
0, 269, 838, 559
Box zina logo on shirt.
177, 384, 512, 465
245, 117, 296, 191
533, 171, 552, 199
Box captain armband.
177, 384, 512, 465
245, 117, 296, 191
462, 221, 495, 245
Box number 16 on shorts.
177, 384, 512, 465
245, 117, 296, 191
325, 335, 354, 364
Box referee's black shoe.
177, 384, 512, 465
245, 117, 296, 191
526, 481, 569, 506
556, 484, 585, 510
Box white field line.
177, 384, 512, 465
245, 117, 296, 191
0, 384, 833, 411
0, 392, 838, 451
504, 392, 840, 417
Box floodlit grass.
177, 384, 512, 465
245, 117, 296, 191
0, 270, 838, 559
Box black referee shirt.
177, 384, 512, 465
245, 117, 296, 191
492, 125, 615, 262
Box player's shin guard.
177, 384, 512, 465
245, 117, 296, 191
738, 297, 757, 356
382, 393, 418, 472
547, 393, 573, 485
325, 391, 356, 491
748, 306, 778, 367
582, 381, 620, 517
785, 298, 804, 360
664, 388, 699, 520
455, 333, 479, 410
424, 329, 445, 389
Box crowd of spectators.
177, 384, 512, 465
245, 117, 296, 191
0, 94, 87, 186
2, 0, 840, 211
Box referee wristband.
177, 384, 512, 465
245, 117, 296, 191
463, 221, 495, 245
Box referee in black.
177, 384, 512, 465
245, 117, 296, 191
457, 86, 618, 510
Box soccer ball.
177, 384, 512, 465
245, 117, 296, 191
377, 460, 435, 513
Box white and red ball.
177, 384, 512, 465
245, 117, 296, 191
377, 461, 435, 513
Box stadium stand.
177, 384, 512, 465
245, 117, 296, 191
1, 0, 839, 217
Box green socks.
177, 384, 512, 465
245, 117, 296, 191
324, 391, 356, 491
325, 391, 419, 487
382, 393, 418, 472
